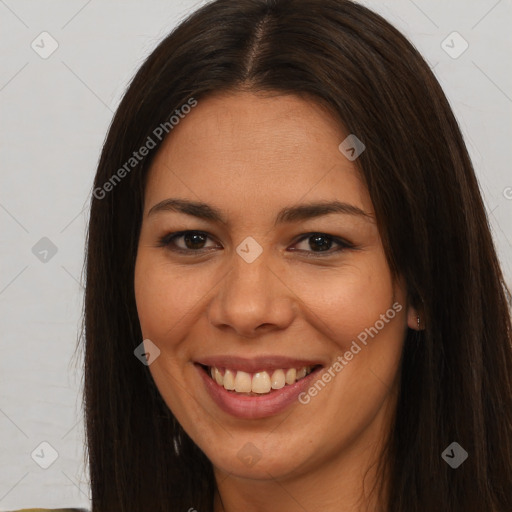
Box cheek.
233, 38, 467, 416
134, 255, 204, 422
286, 253, 398, 349
134, 253, 214, 339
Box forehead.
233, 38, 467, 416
144, 91, 372, 218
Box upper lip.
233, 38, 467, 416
195, 355, 325, 373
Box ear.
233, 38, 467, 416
407, 304, 423, 330
394, 275, 424, 331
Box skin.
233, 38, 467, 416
134, 91, 421, 511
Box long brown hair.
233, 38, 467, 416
81, 0, 512, 510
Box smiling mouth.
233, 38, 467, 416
199, 364, 322, 396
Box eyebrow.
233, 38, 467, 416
147, 198, 374, 225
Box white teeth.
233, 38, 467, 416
296, 367, 307, 380
223, 369, 235, 390
270, 369, 286, 389
285, 368, 296, 385
252, 372, 271, 394
234, 370, 252, 393
214, 367, 224, 386
208, 365, 315, 394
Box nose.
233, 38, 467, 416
207, 248, 297, 338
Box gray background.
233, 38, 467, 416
1, 0, 511, 510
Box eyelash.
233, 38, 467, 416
156, 230, 354, 258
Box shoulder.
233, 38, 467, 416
10, 509, 89, 511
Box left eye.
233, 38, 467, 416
292, 233, 352, 255
157, 231, 352, 256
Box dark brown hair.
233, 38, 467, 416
81, 0, 512, 510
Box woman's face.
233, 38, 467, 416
134, 91, 417, 485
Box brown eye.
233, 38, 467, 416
307, 234, 333, 252
157, 231, 219, 253
181, 232, 208, 250
290, 232, 353, 257
157, 230, 353, 258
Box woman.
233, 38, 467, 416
81, 0, 512, 510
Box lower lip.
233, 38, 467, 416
195, 364, 323, 419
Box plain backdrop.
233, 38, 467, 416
1, 0, 511, 509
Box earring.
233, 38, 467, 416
417, 314, 421, 330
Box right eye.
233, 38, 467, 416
157, 230, 221, 254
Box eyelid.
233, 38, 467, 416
157, 230, 220, 252
293, 232, 353, 247
157, 230, 354, 256
291, 232, 353, 254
